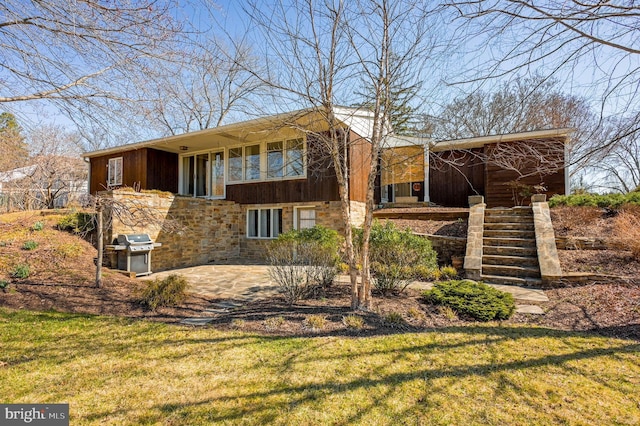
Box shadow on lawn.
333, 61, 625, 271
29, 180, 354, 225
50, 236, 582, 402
131, 327, 640, 425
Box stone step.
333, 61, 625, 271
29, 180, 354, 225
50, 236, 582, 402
483, 237, 537, 248
482, 254, 538, 267
484, 214, 533, 224
485, 207, 533, 216
484, 229, 536, 239
484, 222, 535, 231
480, 274, 543, 287
483, 245, 538, 257
482, 264, 541, 279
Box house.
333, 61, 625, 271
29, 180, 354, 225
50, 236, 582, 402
381, 129, 570, 208
83, 107, 570, 271
0, 157, 88, 211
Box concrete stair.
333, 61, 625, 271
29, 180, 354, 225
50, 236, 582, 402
481, 207, 542, 286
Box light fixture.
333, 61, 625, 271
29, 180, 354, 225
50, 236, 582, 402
179, 146, 189, 151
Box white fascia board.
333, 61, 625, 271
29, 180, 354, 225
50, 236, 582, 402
431, 128, 574, 152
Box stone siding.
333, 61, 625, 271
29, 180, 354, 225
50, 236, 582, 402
240, 201, 358, 259
103, 191, 369, 268
106, 190, 241, 271
415, 234, 467, 266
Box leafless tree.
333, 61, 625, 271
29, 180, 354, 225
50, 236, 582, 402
240, 0, 439, 309
446, 1, 640, 183
589, 117, 640, 193
0, 1, 186, 103
81, 193, 185, 287
138, 38, 267, 135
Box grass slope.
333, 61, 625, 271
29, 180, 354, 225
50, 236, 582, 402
1, 308, 639, 425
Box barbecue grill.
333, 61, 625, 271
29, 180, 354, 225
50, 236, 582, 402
111, 234, 160, 276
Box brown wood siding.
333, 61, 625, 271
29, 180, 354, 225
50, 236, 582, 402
89, 148, 178, 194
484, 139, 565, 208
146, 149, 178, 193
429, 148, 485, 207
226, 133, 340, 204
348, 130, 371, 203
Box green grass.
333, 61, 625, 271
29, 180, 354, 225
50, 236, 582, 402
1, 309, 639, 425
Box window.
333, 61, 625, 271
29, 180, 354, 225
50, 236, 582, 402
211, 151, 225, 197
285, 138, 304, 177
228, 148, 243, 182
247, 208, 282, 238
107, 157, 123, 187
267, 141, 283, 178
295, 207, 316, 230
245, 144, 261, 180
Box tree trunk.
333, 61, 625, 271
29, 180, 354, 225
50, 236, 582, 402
95, 204, 103, 288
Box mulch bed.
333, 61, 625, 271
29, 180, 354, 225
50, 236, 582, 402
1, 208, 639, 341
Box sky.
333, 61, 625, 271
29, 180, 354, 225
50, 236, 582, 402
2, 1, 638, 150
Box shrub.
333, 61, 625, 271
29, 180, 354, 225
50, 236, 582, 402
356, 221, 438, 294
264, 316, 286, 330
439, 266, 458, 280
22, 240, 38, 250
57, 212, 95, 234
267, 226, 342, 304
304, 314, 327, 331
422, 280, 515, 321
11, 264, 30, 279
549, 192, 640, 209
139, 274, 188, 311
0, 280, 9, 291
31, 221, 44, 231
614, 211, 640, 260
342, 314, 364, 330
383, 312, 405, 327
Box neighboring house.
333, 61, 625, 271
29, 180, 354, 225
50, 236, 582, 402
83, 107, 570, 271
0, 157, 88, 211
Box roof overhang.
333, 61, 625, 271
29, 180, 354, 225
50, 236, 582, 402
83, 106, 376, 159
431, 128, 573, 152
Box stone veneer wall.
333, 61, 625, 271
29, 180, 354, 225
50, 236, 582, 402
106, 190, 241, 271
104, 191, 368, 267
240, 201, 366, 259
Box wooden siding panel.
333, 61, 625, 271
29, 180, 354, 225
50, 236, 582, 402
349, 130, 372, 203
226, 132, 340, 204
89, 150, 147, 194
146, 149, 178, 193
429, 148, 485, 207
484, 139, 565, 208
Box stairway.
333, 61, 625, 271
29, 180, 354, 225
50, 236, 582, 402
481, 207, 542, 286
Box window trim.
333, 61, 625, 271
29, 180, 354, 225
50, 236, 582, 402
225, 137, 307, 185
107, 157, 123, 187
293, 205, 316, 230
246, 207, 283, 239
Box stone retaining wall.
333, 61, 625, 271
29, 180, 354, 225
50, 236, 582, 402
106, 190, 241, 271
415, 233, 467, 266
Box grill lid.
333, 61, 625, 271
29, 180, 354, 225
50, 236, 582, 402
117, 234, 153, 245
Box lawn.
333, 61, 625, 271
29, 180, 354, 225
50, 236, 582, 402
1, 308, 639, 425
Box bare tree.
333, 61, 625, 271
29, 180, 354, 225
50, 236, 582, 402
431, 76, 602, 189
590, 117, 640, 193
138, 39, 266, 135
240, 0, 438, 309
0, 0, 185, 104
446, 1, 640, 180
